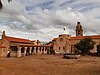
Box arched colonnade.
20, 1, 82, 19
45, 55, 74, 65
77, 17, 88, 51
17, 45, 51, 57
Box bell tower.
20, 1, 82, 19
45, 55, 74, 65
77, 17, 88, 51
76, 22, 83, 36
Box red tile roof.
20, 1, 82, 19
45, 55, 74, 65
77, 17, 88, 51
5, 36, 34, 44
0, 46, 6, 48
46, 43, 53, 47
71, 35, 100, 40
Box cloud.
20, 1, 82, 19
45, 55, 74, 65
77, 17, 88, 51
0, 0, 100, 42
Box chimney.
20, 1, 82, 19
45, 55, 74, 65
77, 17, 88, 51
2, 31, 6, 39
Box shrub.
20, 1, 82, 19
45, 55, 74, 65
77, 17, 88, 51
75, 49, 82, 55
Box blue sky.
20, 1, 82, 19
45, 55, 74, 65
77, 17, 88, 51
0, 0, 100, 42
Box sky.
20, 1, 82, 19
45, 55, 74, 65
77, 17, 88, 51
0, 0, 100, 42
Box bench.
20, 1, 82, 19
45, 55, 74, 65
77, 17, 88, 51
63, 54, 81, 59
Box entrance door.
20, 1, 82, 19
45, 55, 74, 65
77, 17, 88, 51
10, 46, 17, 57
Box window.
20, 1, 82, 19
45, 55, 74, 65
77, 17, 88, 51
78, 31, 81, 36
59, 47, 60, 50
63, 47, 65, 50
60, 38, 63, 42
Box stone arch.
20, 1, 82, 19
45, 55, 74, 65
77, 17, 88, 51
36, 47, 38, 53
26, 47, 30, 56
32, 47, 34, 53
21, 47, 25, 53
39, 47, 41, 52
21, 47, 25, 56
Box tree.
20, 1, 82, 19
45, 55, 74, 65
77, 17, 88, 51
75, 38, 95, 55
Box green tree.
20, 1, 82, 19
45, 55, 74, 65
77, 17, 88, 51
75, 38, 95, 55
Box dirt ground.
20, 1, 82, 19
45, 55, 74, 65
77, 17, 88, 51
0, 54, 100, 75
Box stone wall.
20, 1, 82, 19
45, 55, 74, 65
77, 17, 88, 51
53, 34, 71, 54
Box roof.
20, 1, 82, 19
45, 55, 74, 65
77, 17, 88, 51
0, 46, 6, 48
52, 38, 58, 41
5, 36, 34, 44
46, 43, 53, 47
71, 35, 100, 40
62, 30, 69, 35
62, 27, 69, 34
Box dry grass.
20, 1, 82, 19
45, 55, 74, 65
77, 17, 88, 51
0, 55, 100, 75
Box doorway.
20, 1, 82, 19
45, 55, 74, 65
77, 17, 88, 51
10, 46, 17, 57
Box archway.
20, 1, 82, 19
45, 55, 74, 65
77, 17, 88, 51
26, 47, 30, 56
10, 46, 17, 57
21, 47, 25, 56
31, 47, 34, 54
36, 47, 38, 53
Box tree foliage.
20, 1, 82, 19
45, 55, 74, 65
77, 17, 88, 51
75, 38, 95, 55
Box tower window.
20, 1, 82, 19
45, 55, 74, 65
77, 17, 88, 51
78, 31, 80, 36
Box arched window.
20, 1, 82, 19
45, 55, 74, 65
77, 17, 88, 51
60, 38, 63, 42
59, 47, 60, 50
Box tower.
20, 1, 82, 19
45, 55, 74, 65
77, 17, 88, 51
76, 22, 83, 36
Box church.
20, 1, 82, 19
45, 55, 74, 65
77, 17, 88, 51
51, 22, 100, 54
0, 21, 100, 57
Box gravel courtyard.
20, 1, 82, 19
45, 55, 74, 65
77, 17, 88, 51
0, 55, 100, 75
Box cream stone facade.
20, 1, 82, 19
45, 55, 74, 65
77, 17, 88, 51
53, 34, 71, 53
